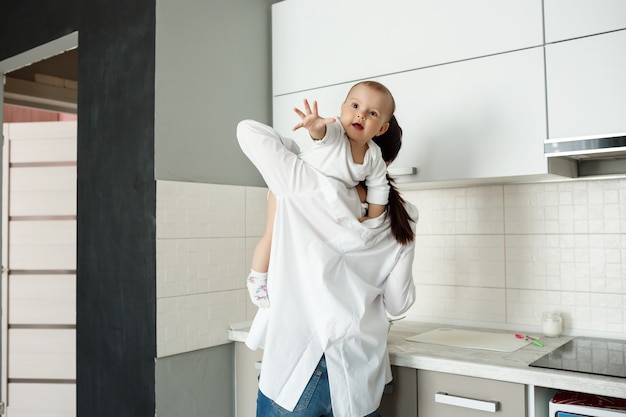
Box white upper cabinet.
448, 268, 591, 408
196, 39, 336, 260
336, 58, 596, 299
388, 48, 549, 182
544, 0, 626, 43
545, 30, 626, 139
274, 48, 557, 184
272, 0, 543, 96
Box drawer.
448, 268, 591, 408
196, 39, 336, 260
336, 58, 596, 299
418, 370, 525, 417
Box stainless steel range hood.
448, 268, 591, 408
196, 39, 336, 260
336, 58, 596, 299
544, 132, 626, 177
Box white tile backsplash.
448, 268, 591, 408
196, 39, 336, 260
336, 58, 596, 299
156, 180, 267, 357
157, 180, 246, 239
404, 178, 626, 338
408, 284, 506, 323
156, 290, 248, 357
157, 177, 626, 357
413, 235, 505, 288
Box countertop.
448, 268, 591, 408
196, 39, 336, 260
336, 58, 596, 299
228, 320, 626, 399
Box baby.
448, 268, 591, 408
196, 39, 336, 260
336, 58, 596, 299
247, 80, 396, 307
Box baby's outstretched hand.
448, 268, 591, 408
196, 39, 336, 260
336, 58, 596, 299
293, 99, 336, 140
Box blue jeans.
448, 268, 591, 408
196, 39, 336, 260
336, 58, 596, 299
256, 356, 382, 417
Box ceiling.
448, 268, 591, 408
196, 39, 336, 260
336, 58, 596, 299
4, 48, 78, 113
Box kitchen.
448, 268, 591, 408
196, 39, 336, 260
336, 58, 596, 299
163, 0, 626, 415
2, 0, 626, 416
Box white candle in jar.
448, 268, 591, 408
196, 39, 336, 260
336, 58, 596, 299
542, 312, 562, 337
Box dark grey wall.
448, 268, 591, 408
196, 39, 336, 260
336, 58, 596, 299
0, 1, 78, 59
76, 1, 156, 417
1, 1, 157, 416
154, 0, 270, 186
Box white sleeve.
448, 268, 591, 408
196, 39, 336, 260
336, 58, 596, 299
318, 119, 342, 144
383, 239, 417, 316
237, 119, 318, 197
365, 150, 390, 205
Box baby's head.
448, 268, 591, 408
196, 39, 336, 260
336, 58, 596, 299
347, 81, 396, 117
340, 81, 396, 143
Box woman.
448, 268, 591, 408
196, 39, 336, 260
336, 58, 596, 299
237, 117, 417, 417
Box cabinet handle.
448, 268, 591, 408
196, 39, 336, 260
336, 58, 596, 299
387, 166, 417, 176
435, 392, 499, 413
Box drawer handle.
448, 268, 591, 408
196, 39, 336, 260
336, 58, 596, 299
435, 392, 499, 413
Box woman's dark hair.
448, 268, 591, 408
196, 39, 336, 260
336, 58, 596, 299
372, 115, 415, 245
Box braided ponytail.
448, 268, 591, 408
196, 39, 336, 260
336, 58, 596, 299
373, 115, 415, 245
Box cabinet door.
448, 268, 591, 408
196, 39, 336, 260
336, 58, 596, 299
544, 0, 626, 42
546, 30, 626, 139
418, 370, 525, 417
386, 47, 548, 182
379, 366, 418, 417
272, 0, 543, 96
274, 47, 549, 183
235, 343, 263, 417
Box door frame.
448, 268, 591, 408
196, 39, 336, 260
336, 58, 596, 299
0, 31, 78, 407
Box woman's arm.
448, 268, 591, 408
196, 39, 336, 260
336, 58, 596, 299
382, 202, 418, 315
237, 120, 316, 196
383, 239, 417, 316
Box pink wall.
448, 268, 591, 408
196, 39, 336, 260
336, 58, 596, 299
3, 104, 77, 122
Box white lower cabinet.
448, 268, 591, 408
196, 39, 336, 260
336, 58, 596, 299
380, 366, 418, 417
233, 351, 530, 417
417, 370, 526, 417
234, 343, 263, 417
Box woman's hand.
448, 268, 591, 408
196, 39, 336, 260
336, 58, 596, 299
293, 99, 336, 140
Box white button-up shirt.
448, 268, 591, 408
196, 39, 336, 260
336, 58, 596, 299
237, 120, 417, 417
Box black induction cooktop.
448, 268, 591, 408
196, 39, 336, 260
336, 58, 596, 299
529, 337, 626, 379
